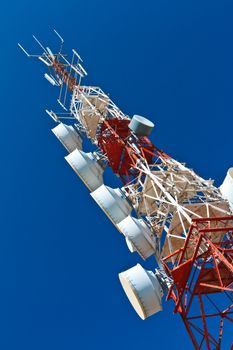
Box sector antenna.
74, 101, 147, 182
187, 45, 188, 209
19, 31, 233, 350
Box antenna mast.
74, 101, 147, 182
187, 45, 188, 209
19, 31, 233, 350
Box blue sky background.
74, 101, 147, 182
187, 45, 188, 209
1, 0, 233, 349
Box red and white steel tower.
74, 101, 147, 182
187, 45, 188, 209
19, 31, 233, 350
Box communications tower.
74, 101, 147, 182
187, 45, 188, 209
19, 31, 233, 350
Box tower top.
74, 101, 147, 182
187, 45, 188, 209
18, 29, 87, 111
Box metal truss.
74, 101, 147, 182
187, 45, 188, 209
163, 216, 233, 350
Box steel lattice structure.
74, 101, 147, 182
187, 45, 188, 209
19, 31, 233, 350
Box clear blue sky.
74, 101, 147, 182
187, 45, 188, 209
1, 0, 233, 349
